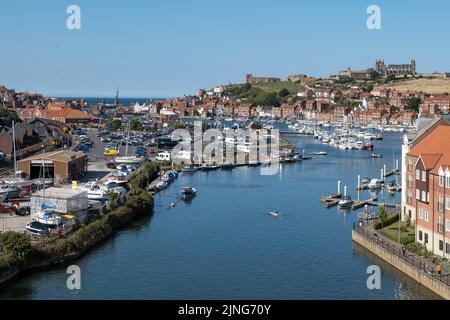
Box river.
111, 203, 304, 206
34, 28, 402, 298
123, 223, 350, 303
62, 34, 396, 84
0, 131, 440, 299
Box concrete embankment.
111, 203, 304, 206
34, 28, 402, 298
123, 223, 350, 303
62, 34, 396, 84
352, 229, 450, 299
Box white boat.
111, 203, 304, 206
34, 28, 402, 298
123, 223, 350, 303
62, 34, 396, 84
269, 210, 280, 217
313, 151, 327, 156
338, 196, 353, 209
155, 181, 168, 190
80, 182, 108, 201
34, 207, 62, 228
115, 156, 146, 164
368, 179, 382, 190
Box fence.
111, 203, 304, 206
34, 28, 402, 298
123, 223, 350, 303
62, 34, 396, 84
353, 222, 450, 287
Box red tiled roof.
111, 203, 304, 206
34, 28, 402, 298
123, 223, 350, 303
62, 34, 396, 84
408, 126, 450, 173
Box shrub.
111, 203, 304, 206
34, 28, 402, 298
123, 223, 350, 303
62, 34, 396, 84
374, 213, 399, 230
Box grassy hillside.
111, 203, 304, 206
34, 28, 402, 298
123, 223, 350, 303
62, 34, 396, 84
379, 78, 450, 94
252, 81, 306, 94
224, 81, 305, 107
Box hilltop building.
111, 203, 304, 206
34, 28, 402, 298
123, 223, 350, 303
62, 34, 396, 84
245, 74, 281, 85
375, 59, 416, 77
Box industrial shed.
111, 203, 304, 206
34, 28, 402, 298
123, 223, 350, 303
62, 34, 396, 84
17, 150, 88, 184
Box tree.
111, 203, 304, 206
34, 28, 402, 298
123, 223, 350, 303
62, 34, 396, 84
385, 74, 396, 83
370, 70, 380, 81
263, 93, 281, 107
279, 88, 289, 97
130, 119, 141, 131
110, 119, 122, 131
406, 97, 421, 112
379, 206, 387, 229
0, 108, 21, 127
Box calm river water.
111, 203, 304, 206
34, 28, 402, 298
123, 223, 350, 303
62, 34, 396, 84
0, 131, 440, 299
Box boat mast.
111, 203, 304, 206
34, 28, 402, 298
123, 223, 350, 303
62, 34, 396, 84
12, 121, 17, 179
125, 119, 130, 157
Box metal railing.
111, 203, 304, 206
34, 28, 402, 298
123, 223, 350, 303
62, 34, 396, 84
353, 222, 450, 286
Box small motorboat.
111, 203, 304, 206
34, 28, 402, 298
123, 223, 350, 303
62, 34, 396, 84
155, 181, 169, 190
313, 151, 328, 156
371, 153, 383, 159
368, 179, 382, 190
361, 177, 371, 185
221, 163, 236, 170
338, 196, 354, 209
181, 186, 197, 200
182, 166, 196, 173
269, 211, 280, 217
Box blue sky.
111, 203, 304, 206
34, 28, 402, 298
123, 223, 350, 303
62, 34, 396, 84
1, 0, 449, 97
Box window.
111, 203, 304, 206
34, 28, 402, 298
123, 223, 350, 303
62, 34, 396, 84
422, 191, 427, 202
440, 175, 445, 187
408, 158, 413, 171
416, 189, 420, 200
447, 219, 450, 232
422, 171, 427, 182
419, 231, 423, 241
447, 176, 450, 188
419, 208, 424, 220
440, 240, 444, 251
408, 174, 413, 188
425, 211, 429, 222
439, 195, 444, 212
425, 233, 429, 244
447, 197, 450, 210
416, 169, 421, 180
407, 190, 412, 205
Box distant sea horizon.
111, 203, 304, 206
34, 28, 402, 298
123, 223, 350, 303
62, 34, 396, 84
57, 97, 168, 106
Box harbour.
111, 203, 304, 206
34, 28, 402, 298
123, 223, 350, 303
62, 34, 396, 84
0, 131, 439, 299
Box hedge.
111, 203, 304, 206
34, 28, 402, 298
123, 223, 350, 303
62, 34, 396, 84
374, 213, 399, 230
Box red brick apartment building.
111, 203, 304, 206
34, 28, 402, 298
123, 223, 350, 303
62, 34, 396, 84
402, 121, 450, 256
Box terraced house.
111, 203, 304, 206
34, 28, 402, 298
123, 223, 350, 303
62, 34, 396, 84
402, 117, 450, 256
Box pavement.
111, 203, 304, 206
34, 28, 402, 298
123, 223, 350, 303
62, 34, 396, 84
0, 214, 29, 233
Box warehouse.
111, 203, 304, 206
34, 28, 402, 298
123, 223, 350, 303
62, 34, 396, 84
17, 150, 88, 184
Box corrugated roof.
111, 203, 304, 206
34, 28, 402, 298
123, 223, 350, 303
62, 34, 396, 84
18, 150, 86, 163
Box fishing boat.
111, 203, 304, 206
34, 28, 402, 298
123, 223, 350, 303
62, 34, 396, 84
181, 186, 197, 200
34, 204, 62, 228
338, 195, 354, 209
313, 151, 328, 156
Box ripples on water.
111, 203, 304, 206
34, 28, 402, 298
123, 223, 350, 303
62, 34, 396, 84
0, 132, 440, 300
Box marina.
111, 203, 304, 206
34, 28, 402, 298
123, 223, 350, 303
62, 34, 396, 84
0, 130, 439, 299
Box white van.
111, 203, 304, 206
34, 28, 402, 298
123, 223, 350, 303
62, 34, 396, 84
156, 152, 171, 161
